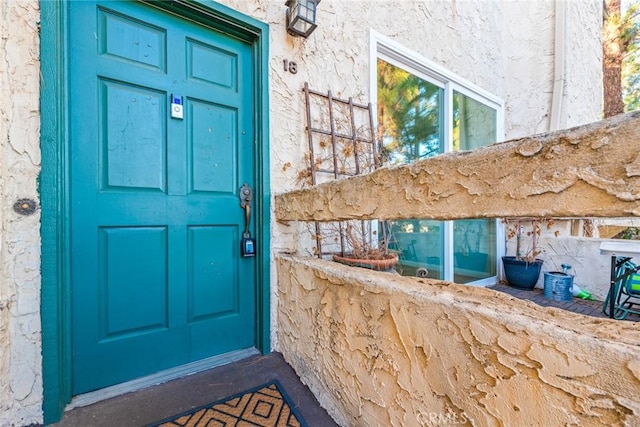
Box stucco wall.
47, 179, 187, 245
563, 0, 603, 128
277, 255, 640, 426
503, 0, 602, 137
0, 1, 43, 425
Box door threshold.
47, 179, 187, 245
66, 347, 261, 411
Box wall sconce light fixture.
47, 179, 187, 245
285, 0, 321, 38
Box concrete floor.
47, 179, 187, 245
51, 352, 338, 427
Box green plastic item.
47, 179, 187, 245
576, 290, 596, 301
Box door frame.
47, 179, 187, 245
39, 1, 270, 423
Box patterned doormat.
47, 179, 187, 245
148, 380, 308, 427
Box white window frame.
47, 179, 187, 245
370, 30, 505, 286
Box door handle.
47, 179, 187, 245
239, 183, 255, 257
239, 183, 253, 237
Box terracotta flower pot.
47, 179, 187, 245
332, 253, 399, 271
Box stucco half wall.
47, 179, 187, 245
276, 255, 640, 426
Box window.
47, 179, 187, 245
372, 31, 504, 285
378, 60, 443, 164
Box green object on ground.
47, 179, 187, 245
576, 290, 596, 301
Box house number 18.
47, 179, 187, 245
283, 59, 298, 74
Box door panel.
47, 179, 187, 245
101, 79, 167, 192
187, 40, 237, 88
187, 226, 238, 322
98, 8, 167, 71
70, 1, 256, 394
189, 101, 237, 193
99, 227, 169, 340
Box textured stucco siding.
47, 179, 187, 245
277, 255, 640, 426
0, 1, 43, 425
275, 113, 640, 222
563, 0, 603, 129
504, 0, 602, 137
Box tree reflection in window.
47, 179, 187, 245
377, 59, 443, 165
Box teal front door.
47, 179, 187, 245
69, 0, 257, 394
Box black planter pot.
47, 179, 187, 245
502, 256, 544, 290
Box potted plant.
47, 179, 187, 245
332, 221, 399, 271
501, 218, 546, 289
